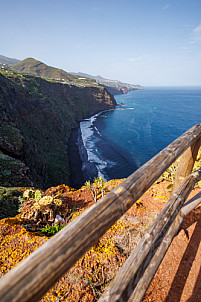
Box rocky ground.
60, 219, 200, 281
0, 177, 201, 301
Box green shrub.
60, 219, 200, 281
41, 223, 65, 237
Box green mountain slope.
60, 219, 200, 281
12, 58, 97, 87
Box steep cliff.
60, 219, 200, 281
0, 71, 116, 188
12, 58, 143, 94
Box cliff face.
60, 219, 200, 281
0, 72, 116, 188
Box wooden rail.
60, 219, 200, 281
0, 124, 201, 302
99, 170, 201, 302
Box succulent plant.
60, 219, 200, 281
34, 190, 43, 202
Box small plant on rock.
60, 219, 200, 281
34, 190, 43, 202
21, 189, 63, 224
85, 176, 106, 202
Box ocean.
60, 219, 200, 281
79, 87, 201, 182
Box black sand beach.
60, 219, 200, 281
68, 125, 99, 189
68, 128, 85, 189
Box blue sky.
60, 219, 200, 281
1, 0, 201, 86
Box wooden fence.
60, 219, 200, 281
1, 124, 201, 302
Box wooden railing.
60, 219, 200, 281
1, 124, 201, 302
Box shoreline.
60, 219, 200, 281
68, 105, 118, 189
68, 111, 111, 188
68, 125, 99, 189
67, 92, 138, 188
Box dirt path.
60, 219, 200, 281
139, 184, 201, 302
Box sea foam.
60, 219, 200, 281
79, 112, 115, 181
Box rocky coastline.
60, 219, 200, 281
68, 125, 100, 189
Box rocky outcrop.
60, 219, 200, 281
0, 72, 116, 188
100, 85, 140, 95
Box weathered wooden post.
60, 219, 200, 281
172, 137, 201, 193
99, 169, 201, 302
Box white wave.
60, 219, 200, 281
94, 126, 103, 138
80, 121, 94, 143
90, 112, 102, 124
80, 112, 116, 180
116, 107, 135, 111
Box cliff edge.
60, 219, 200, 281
0, 70, 116, 188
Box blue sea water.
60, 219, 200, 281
80, 87, 201, 181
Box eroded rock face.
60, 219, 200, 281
0, 72, 116, 188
